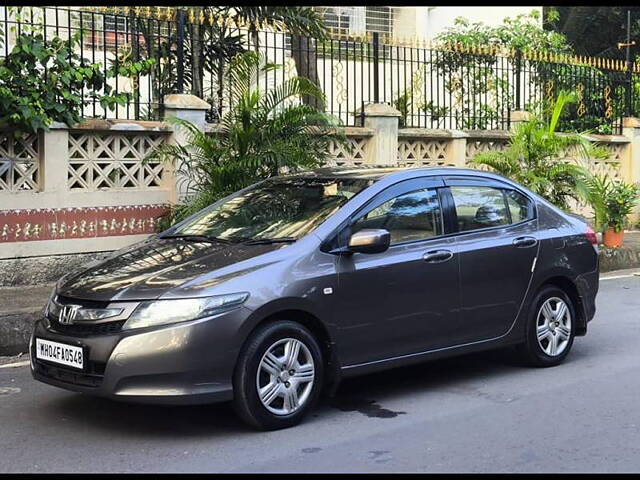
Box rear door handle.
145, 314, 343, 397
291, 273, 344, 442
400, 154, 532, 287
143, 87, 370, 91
423, 249, 454, 263
513, 236, 538, 248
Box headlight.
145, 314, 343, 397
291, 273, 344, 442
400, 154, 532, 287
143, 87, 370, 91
122, 292, 249, 331
44, 288, 56, 317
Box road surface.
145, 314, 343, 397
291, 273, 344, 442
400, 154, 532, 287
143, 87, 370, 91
1, 270, 639, 473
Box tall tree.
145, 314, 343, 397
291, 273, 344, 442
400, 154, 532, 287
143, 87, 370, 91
544, 7, 640, 58
215, 7, 328, 110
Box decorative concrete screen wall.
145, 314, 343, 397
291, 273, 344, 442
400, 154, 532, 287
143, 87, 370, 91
0, 132, 40, 192
1, 98, 639, 271
0, 121, 175, 260
324, 127, 373, 167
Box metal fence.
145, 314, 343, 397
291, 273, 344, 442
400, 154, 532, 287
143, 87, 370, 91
1, 6, 638, 133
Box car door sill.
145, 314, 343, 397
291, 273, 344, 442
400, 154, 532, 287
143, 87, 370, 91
341, 334, 507, 371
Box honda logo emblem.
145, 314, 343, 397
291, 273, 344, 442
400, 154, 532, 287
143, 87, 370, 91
58, 304, 81, 325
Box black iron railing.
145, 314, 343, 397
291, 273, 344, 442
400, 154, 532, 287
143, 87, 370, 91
1, 6, 637, 133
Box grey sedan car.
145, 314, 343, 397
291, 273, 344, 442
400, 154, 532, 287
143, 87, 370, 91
31, 167, 599, 430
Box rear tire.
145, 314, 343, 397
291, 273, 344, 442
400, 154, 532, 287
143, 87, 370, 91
516, 285, 576, 367
232, 320, 323, 430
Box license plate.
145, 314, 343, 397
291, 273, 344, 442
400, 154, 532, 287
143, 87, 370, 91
35, 338, 84, 370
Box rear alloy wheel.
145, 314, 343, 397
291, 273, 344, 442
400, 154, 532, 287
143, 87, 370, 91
517, 286, 576, 367
233, 321, 323, 430
536, 297, 572, 357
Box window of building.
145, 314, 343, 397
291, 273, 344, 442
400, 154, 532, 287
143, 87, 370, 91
319, 7, 394, 36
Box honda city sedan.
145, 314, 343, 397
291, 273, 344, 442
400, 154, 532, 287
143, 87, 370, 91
31, 167, 599, 430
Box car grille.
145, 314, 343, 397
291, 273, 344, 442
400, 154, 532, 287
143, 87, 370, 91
34, 361, 104, 388
48, 317, 126, 336
48, 295, 126, 336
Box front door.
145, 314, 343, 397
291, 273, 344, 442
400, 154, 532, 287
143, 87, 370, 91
332, 177, 461, 367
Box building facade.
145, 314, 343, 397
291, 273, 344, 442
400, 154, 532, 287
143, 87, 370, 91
318, 6, 543, 42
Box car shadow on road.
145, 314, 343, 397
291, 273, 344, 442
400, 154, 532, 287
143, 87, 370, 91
45, 346, 574, 437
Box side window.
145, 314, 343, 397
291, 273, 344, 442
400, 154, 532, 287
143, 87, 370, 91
450, 186, 509, 232
505, 189, 532, 223
351, 188, 443, 245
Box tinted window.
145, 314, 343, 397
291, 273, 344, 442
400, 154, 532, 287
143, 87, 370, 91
450, 186, 509, 232
505, 189, 532, 223
352, 188, 443, 244
173, 177, 373, 241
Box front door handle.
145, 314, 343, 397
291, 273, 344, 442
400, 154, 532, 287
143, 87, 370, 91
513, 236, 538, 248
423, 249, 454, 263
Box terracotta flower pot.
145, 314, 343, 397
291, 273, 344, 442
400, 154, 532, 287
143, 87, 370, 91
603, 228, 624, 248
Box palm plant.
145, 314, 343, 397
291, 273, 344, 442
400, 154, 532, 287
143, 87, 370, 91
472, 91, 609, 210
583, 174, 639, 232
151, 51, 347, 224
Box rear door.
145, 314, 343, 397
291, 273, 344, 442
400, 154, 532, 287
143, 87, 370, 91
443, 176, 539, 344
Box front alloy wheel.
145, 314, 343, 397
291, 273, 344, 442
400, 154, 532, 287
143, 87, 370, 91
257, 338, 315, 415
233, 321, 323, 430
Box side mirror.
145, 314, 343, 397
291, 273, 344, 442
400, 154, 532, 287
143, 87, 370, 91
348, 229, 391, 254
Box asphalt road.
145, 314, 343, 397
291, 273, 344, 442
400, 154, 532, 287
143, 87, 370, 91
1, 271, 640, 473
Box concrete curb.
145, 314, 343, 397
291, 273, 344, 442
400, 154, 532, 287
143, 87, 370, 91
0, 312, 38, 356
599, 247, 640, 273
0, 283, 53, 356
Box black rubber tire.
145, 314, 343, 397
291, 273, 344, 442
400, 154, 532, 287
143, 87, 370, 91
232, 320, 324, 430
516, 285, 576, 367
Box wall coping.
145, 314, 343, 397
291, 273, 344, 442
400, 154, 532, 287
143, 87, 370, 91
464, 129, 512, 139
50, 119, 171, 133
204, 124, 375, 137
398, 128, 469, 139
582, 133, 630, 143
356, 103, 401, 118
163, 94, 211, 111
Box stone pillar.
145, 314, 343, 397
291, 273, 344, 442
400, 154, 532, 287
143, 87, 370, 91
510, 110, 531, 130
622, 117, 640, 222
163, 94, 211, 203
358, 103, 401, 165
446, 130, 469, 168
42, 123, 70, 198
622, 117, 640, 184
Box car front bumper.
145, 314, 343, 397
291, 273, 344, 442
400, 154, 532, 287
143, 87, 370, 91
30, 307, 253, 405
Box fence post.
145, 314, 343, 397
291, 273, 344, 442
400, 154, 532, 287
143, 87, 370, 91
176, 9, 186, 95
372, 32, 380, 104
514, 48, 522, 111
627, 62, 634, 118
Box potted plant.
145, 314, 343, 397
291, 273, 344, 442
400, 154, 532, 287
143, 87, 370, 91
601, 181, 640, 247
584, 175, 639, 247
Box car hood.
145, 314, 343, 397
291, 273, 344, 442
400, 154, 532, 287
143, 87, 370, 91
57, 236, 285, 302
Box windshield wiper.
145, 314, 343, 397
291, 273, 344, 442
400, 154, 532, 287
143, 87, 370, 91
160, 234, 233, 244
243, 237, 297, 245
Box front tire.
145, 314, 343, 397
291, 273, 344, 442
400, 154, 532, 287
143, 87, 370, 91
516, 285, 576, 367
232, 320, 324, 430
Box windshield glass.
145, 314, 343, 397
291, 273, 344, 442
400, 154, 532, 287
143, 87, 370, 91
169, 177, 374, 242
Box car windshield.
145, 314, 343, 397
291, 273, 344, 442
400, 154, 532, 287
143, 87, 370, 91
169, 177, 374, 242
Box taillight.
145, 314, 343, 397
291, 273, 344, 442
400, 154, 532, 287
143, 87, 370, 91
585, 225, 598, 246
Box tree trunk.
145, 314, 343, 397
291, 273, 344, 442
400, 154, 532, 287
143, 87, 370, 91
291, 34, 324, 112
190, 23, 204, 98
129, 11, 140, 119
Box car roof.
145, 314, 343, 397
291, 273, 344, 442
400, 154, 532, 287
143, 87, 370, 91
282, 165, 503, 182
